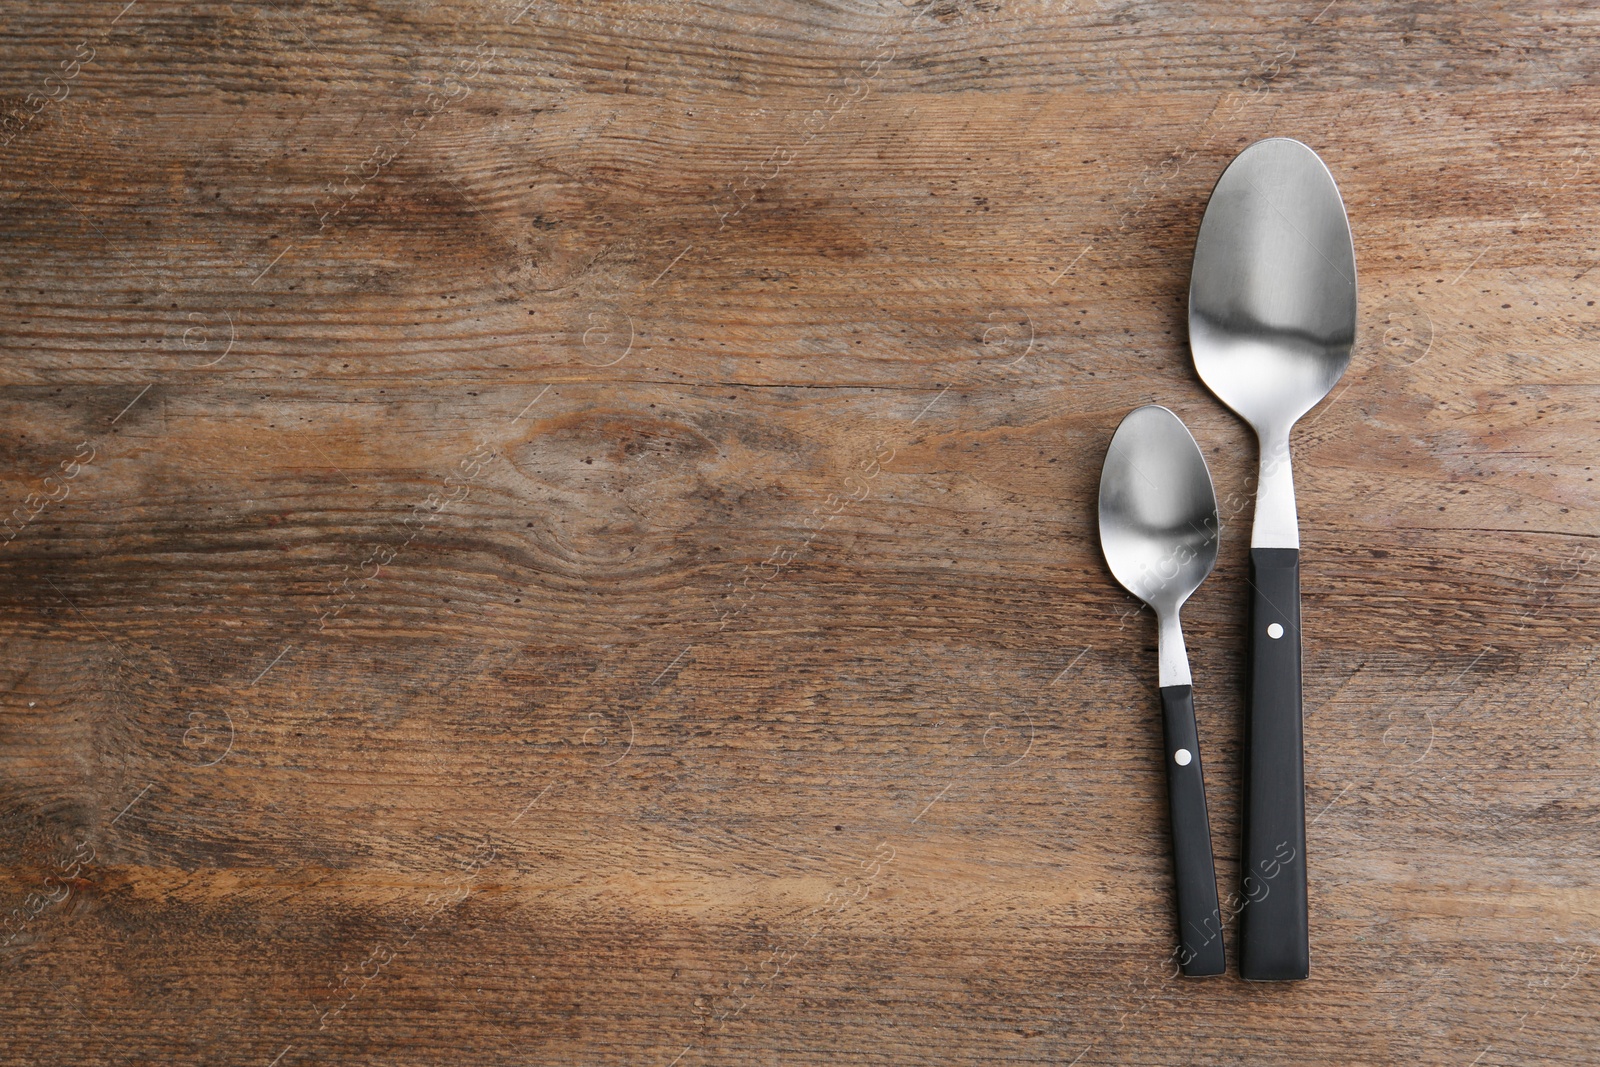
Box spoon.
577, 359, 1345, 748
1099, 404, 1225, 977
1189, 137, 1356, 981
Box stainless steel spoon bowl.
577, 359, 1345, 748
1189, 136, 1356, 549
1099, 405, 1220, 687
1099, 404, 1225, 976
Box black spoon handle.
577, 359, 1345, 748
1240, 547, 1310, 980
1159, 684, 1225, 977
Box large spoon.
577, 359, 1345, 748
1099, 404, 1225, 977
1189, 137, 1357, 981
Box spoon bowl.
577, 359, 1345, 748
1099, 405, 1220, 621
1190, 137, 1356, 447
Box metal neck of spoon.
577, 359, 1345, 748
1156, 609, 1191, 688
1252, 429, 1300, 550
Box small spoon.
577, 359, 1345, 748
1098, 404, 1225, 977
1189, 137, 1356, 981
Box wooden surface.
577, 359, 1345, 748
2, 1, 1597, 1063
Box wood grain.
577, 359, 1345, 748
1, 1, 1597, 1064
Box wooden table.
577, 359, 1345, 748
2, 2, 1596, 1063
